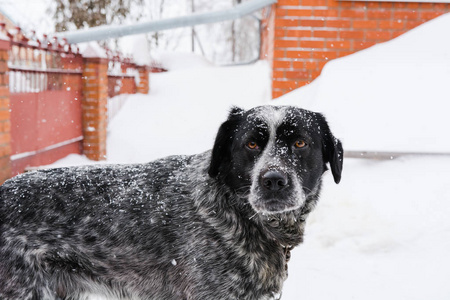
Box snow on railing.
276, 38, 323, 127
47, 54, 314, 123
0, 23, 151, 95
0, 24, 82, 93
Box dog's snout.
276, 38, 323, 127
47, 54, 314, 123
261, 170, 288, 191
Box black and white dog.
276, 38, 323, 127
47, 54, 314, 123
0, 105, 343, 300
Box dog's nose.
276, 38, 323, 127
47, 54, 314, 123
261, 170, 288, 191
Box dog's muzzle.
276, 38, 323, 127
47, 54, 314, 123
248, 167, 305, 214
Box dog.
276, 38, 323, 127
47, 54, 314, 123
0, 105, 343, 300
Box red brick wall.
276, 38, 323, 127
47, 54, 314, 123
121, 77, 137, 95
137, 66, 150, 94
262, 1, 450, 98
0, 39, 10, 183
82, 57, 108, 161
108, 76, 137, 98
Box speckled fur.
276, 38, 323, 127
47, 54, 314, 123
0, 106, 343, 300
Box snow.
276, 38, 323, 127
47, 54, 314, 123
106, 58, 271, 163
153, 51, 213, 70
0, 0, 54, 36
284, 156, 450, 300
124, 34, 152, 66
277, 13, 450, 154
78, 42, 108, 59
47, 12, 450, 300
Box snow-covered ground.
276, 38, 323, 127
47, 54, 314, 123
48, 13, 450, 300
278, 13, 450, 154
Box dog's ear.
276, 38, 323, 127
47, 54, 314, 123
327, 137, 344, 184
209, 107, 244, 178
318, 114, 344, 184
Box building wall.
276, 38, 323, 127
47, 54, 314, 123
261, 1, 450, 98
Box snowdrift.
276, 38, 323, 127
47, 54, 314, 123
277, 13, 450, 153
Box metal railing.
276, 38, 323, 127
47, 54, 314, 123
56, 0, 276, 44
345, 150, 450, 160
5, 26, 82, 93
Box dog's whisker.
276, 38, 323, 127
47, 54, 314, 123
249, 212, 259, 220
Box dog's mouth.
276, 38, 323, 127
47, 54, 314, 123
251, 197, 303, 214
248, 182, 307, 214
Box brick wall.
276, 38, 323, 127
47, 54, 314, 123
108, 76, 137, 98
137, 66, 150, 94
262, 1, 450, 98
0, 39, 10, 183
82, 57, 108, 161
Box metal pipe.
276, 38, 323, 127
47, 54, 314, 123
56, 0, 277, 44
345, 150, 450, 160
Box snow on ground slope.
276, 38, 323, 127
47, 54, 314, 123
284, 156, 450, 300
106, 59, 271, 163
277, 12, 450, 154
48, 15, 450, 300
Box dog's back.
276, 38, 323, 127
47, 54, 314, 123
0, 155, 203, 299
0, 152, 287, 300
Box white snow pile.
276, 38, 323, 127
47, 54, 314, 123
48, 13, 450, 300
0, 0, 54, 36
106, 57, 271, 164
152, 51, 213, 71
78, 42, 108, 59
277, 13, 450, 154
283, 156, 450, 300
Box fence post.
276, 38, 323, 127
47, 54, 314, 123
0, 38, 11, 183
137, 65, 149, 94
82, 57, 108, 161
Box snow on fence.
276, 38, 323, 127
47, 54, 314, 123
0, 24, 152, 179
7, 29, 82, 93
106, 53, 137, 124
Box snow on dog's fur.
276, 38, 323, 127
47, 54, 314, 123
0, 105, 343, 300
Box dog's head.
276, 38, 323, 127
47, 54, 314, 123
209, 105, 343, 214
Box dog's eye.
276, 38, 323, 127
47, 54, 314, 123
247, 141, 259, 150
294, 140, 307, 148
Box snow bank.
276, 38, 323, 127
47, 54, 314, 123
283, 156, 450, 299
106, 57, 271, 163
277, 12, 450, 153
152, 51, 213, 70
